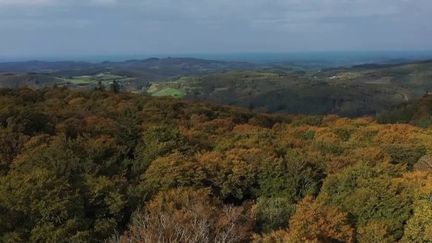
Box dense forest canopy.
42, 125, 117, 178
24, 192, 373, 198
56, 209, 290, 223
0, 87, 431, 242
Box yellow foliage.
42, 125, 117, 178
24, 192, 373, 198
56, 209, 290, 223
350, 147, 390, 166
314, 128, 342, 144
374, 124, 418, 144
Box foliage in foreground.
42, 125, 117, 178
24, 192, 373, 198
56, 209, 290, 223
0, 87, 431, 242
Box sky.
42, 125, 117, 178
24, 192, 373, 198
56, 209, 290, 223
0, 0, 431, 59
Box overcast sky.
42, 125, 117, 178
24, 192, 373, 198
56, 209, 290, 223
0, 0, 431, 58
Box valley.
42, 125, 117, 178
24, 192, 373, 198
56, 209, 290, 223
1, 58, 431, 117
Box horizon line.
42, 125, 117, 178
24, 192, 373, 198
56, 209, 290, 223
1, 50, 432, 63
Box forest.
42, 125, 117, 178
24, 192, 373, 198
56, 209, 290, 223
0, 87, 431, 242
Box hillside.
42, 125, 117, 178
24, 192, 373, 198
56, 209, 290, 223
321, 60, 432, 96
0, 87, 431, 242
378, 94, 432, 127
0, 57, 254, 84
1, 59, 431, 117
148, 60, 432, 116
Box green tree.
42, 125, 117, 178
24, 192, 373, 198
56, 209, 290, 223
401, 199, 432, 242
257, 150, 325, 202
81, 175, 127, 240
110, 80, 121, 93
318, 163, 412, 240
133, 125, 189, 177
253, 197, 296, 233
0, 169, 88, 242
0, 128, 27, 175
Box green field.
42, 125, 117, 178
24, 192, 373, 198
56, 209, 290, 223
151, 87, 186, 98
61, 73, 130, 86
66, 76, 94, 85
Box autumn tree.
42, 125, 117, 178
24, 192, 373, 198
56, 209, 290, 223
255, 196, 354, 243
118, 188, 254, 243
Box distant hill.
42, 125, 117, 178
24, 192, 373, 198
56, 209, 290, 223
0, 57, 255, 76
0, 61, 91, 73
324, 59, 432, 70
1, 58, 432, 117
0, 57, 256, 90
147, 59, 432, 116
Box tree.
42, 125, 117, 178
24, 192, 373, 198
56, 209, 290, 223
384, 144, 426, 168
256, 150, 325, 202
118, 188, 254, 243
198, 149, 261, 201
110, 80, 121, 93
253, 197, 296, 233
318, 163, 412, 240
133, 125, 188, 177
255, 196, 354, 243
81, 175, 127, 240
401, 199, 432, 242
357, 221, 396, 243
0, 128, 27, 175
0, 169, 87, 242
141, 152, 206, 194
95, 81, 105, 91
400, 171, 432, 242
8, 109, 54, 135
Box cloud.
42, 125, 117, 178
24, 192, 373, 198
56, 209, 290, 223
0, 0, 431, 56
0, 0, 55, 6
0, 0, 117, 6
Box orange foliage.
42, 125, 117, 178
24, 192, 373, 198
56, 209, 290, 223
285, 196, 354, 243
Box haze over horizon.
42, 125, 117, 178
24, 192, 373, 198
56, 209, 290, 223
1, 0, 432, 59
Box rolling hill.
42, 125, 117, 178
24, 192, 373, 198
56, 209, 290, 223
1, 58, 432, 117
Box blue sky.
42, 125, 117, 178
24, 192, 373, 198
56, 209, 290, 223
0, 0, 431, 58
